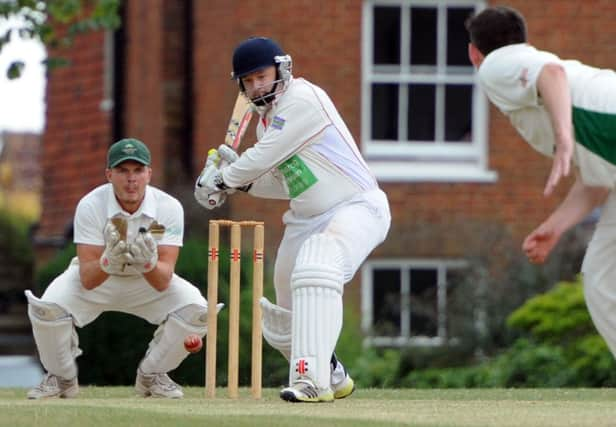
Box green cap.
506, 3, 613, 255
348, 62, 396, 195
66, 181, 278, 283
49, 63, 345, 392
107, 138, 151, 168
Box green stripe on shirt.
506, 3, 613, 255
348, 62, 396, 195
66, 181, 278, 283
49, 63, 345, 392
573, 106, 616, 165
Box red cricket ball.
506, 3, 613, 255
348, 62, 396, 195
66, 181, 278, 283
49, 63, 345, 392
184, 334, 203, 353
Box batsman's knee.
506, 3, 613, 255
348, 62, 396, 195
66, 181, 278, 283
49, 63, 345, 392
291, 234, 345, 294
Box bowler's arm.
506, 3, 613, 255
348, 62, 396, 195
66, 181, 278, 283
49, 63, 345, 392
537, 63, 574, 196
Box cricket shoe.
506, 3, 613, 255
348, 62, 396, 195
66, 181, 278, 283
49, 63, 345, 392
330, 353, 355, 399
27, 373, 79, 399
280, 377, 334, 403
135, 369, 184, 398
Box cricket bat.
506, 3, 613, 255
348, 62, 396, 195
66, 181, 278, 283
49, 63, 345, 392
207, 92, 253, 206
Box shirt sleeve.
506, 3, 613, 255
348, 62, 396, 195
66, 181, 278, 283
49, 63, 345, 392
221, 96, 330, 188
73, 198, 105, 246
478, 46, 562, 113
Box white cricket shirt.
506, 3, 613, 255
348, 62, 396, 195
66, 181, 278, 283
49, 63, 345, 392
221, 77, 378, 217
479, 43, 616, 188
74, 183, 184, 247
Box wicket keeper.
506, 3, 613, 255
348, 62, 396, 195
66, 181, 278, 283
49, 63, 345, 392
26, 138, 219, 399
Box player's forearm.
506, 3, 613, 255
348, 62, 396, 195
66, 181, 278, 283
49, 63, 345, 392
537, 63, 574, 143
142, 261, 174, 292
544, 175, 608, 234
79, 260, 109, 290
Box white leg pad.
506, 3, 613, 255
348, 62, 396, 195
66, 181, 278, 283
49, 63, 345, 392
25, 290, 81, 379
290, 234, 344, 389
260, 297, 292, 360
139, 303, 219, 374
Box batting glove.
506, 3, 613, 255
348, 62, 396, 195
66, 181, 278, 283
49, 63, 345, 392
194, 162, 229, 209
217, 144, 239, 164
129, 229, 158, 273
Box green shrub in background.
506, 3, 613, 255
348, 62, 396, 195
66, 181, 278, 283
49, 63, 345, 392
33, 237, 364, 387
398, 277, 616, 388
0, 209, 34, 300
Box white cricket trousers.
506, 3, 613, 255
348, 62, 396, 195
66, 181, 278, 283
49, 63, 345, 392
273, 188, 391, 309
41, 257, 206, 327
582, 190, 616, 357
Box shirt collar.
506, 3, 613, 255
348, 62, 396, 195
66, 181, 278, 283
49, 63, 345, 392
106, 183, 157, 219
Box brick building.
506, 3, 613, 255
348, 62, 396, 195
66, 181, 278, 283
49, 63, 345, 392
35, 0, 607, 349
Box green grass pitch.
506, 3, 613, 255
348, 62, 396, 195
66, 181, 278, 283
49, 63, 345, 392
2, 387, 616, 426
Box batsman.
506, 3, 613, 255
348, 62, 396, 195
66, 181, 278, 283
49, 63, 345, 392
195, 37, 391, 402
26, 138, 220, 399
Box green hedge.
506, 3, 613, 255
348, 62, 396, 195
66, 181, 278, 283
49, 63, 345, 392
386, 277, 616, 388
0, 209, 34, 298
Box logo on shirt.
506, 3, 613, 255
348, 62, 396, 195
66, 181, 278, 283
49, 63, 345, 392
271, 115, 286, 130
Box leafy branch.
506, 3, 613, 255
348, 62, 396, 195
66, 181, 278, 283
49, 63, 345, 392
0, 0, 121, 79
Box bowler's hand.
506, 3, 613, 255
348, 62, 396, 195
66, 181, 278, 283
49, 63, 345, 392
522, 223, 562, 264
544, 136, 573, 196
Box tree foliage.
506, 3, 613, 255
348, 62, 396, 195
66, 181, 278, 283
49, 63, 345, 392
0, 0, 121, 79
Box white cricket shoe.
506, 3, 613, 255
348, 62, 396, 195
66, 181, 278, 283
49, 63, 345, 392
330, 353, 355, 399
27, 373, 79, 399
135, 369, 184, 398
280, 377, 334, 403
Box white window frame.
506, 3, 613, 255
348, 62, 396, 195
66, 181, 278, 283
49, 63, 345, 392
362, 0, 496, 182
361, 258, 468, 347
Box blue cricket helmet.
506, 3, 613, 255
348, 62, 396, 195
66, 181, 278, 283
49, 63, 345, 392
232, 37, 285, 79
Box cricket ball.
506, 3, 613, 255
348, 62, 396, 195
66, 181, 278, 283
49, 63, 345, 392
184, 334, 203, 353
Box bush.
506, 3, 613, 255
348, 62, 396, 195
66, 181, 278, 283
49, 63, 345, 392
403, 277, 616, 388
0, 209, 34, 310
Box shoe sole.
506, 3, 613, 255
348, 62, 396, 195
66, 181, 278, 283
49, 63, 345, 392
279, 390, 334, 403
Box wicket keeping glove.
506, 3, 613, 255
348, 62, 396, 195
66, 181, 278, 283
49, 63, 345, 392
100, 222, 133, 275
129, 228, 158, 273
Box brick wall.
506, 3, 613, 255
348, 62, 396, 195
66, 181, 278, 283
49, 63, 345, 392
37, 29, 112, 248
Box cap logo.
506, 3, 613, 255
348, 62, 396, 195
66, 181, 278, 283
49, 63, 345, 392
122, 144, 137, 155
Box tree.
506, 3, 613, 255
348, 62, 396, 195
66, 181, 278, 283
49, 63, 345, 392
0, 0, 121, 79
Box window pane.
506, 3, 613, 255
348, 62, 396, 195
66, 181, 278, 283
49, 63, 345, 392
445, 84, 472, 142
407, 84, 435, 140
374, 6, 400, 65
447, 8, 474, 66
372, 268, 401, 336
410, 7, 437, 66
410, 268, 437, 336
372, 84, 399, 140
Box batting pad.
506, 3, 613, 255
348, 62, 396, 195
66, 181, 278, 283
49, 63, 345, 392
25, 290, 81, 379
260, 297, 292, 360
290, 234, 344, 389
139, 304, 212, 374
